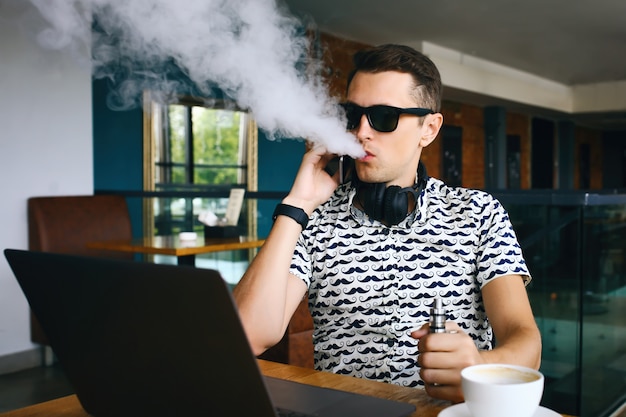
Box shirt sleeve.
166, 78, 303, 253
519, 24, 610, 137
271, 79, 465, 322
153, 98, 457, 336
475, 195, 531, 287
289, 231, 312, 287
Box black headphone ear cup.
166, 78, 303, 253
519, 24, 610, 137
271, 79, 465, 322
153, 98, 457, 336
384, 186, 408, 225
355, 161, 427, 225
360, 182, 386, 222
366, 183, 387, 221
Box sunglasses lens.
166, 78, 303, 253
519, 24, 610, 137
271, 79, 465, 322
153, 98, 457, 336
343, 104, 362, 130
368, 106, 399, 132
341, 104, 401, 132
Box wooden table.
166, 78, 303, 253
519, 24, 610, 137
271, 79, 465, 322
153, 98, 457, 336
86, 235, 265, 266
0, 360, 572, 417
259, 360, 451, 417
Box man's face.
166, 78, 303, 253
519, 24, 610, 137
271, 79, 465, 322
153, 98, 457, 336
346, 71, 432, 187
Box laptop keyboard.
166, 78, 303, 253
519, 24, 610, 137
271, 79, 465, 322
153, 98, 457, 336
276, 407, 318, 417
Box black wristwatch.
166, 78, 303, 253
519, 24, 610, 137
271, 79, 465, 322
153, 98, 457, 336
272, 203, 309, 230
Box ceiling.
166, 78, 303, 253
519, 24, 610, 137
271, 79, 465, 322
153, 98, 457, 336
281, 0, 626, 130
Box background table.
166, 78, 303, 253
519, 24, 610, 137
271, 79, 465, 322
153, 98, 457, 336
87, 235, 265, 266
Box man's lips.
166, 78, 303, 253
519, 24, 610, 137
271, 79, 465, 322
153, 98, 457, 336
358, 150, 375, 161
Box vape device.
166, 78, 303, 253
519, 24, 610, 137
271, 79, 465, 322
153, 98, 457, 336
429, 297, 446, 333
325, 155, 352, 184
338, 155, 344, 184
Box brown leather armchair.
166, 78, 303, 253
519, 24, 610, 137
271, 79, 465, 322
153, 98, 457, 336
259, 297, 314, 369
27, 195, 133, 345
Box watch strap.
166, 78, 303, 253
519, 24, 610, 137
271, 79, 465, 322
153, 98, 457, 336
272, 203, 309, 230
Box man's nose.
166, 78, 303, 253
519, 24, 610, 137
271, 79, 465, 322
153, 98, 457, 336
354, 114, 373, 141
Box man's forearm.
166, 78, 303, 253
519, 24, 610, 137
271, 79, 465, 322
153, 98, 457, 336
233, 215, 305, 355
479, 325, 542, 369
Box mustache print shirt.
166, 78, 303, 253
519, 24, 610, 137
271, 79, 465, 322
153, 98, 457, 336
290, 177, 529, 388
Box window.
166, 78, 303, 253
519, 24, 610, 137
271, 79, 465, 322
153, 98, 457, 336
507, 134, 521, 189
441, 125, 463, 187
143, 92, 258, 238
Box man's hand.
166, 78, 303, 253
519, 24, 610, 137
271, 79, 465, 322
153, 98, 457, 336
282, 145, 341, 215
412, 322, 483, 403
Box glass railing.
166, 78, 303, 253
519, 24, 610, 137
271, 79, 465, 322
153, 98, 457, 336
494, 191, 626, 417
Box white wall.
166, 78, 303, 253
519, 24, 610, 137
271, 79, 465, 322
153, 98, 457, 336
422, 41, 626, 114
0, 2, 93, 373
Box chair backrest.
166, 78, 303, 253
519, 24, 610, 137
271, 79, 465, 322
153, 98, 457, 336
27, 195, 134, 345
28, 195, 133, 259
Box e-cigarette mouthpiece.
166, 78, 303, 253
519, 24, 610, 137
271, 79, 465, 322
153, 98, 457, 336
429, 297, 446, 333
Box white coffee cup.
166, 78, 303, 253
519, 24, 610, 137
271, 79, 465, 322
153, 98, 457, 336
461, 364, 544, 417
178, 232, 198, 247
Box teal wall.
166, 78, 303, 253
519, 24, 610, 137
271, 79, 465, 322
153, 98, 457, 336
92, 78, 144, 237
256, 131, 305, 235
92, 79, 143, 192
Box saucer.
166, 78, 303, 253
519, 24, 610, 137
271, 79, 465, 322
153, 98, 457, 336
438, 403, 561, 417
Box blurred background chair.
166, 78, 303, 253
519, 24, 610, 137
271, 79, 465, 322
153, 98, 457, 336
27, 195, 133, 350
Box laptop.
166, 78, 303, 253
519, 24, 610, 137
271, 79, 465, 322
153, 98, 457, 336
4, 249, 415, 417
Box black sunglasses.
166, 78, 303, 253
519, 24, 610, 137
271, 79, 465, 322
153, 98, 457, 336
340, 103, 435, 133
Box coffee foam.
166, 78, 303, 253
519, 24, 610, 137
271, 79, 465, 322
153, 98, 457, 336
468, 366, 540, 384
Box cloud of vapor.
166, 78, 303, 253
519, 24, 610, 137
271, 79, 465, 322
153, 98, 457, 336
28, 0, 365, 157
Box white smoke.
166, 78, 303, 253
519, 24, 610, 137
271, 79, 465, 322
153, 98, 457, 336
28, 0, 364, 157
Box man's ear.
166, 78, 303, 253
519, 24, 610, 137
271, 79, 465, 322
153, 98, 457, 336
419, 113, 443, 147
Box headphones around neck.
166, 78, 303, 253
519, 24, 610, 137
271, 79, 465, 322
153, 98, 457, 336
353, 162, 428, 226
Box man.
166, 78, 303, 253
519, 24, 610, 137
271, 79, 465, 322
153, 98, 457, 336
233, 44, 541, 403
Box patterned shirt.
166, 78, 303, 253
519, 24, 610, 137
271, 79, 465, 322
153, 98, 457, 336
289, 176, 530, 387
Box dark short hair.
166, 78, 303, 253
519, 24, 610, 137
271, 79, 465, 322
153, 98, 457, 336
346, 44, 442, 112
